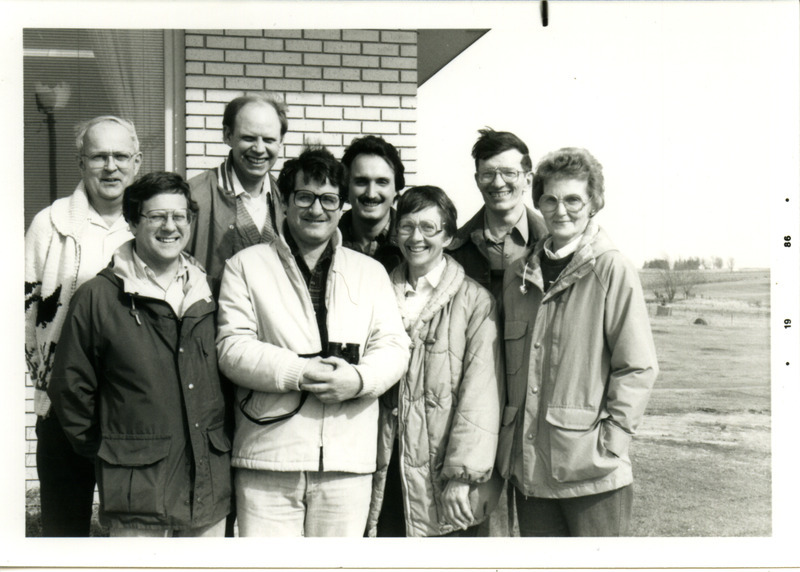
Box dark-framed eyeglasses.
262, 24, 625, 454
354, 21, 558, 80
82, 152, 136, 168
476, 168, 527, 184
139, 209, 194, 227
292, 190, 342, 211
396, 220, 444, 238
538, 194, 589, 214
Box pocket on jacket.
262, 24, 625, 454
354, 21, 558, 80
96, 435, 171, 517
207, 423, 232, 502
495, 405, 518, 478
503, 321, 528, 376
545, 408, 618, 483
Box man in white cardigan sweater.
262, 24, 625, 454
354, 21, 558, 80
24, 115, 141, 536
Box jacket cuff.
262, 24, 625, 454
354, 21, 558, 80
278, 355, 307, 393
441, 466, 492, 484
351, 365, 376, 397
602, 420, 632, 458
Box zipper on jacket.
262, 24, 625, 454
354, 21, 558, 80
396, 387, 414, 535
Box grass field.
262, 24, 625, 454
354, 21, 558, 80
631, 311, 770, 536
486, 269, 772, 537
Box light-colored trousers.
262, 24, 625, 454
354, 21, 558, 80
235, 468, 372, 537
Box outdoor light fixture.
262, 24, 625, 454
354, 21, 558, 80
34, 82, 71, 203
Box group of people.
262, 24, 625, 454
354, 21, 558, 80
25, 91, 658, 539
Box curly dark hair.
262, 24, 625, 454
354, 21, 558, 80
277, 146, 346, 204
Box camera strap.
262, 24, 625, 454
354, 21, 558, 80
238, 351, 320, 426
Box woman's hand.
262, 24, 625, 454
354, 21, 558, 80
441, 480, 474, 530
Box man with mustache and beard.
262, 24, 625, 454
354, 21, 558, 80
25, 115, 142, 536
187, 92, 288, 296
338, 135, 405, 272
448, 128, 547, 305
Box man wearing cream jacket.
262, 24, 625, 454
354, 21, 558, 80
216, 146, 410, 537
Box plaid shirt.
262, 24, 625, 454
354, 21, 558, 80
285, 227, 334, 350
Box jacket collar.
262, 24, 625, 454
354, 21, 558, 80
50, 181, 91, 239
448, 205, 545, 251
275, 225, 344, 268
390, 254, 465, 337
339, 208, 397, 247
215, 153, 237, 197
105, 240, 213, 311
513, 219, 616, 301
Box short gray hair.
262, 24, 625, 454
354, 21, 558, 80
75, 115, 140, 155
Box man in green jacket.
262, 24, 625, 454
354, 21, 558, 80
187, 92, 288, 296
49, 172, 231, 537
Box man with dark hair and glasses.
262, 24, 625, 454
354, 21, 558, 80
48, 172, 232, 537
25, 115, 142, 536
446, 127, 548, 538
448, 127, 547, 304
187, 92, 289, 296
216, 146, 409, 537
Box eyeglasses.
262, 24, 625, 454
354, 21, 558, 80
292, 190, 342, 211
476, 168, 527, 184
396, 220, 444, 238
538, 194, 589, 214
139, 209, 194, 227
82, 152, 136, 168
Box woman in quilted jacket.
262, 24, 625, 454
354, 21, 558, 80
366, 186, 503, 537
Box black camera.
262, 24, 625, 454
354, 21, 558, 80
325, 342, 360, 365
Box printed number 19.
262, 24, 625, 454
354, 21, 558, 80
786, 319, 792, 329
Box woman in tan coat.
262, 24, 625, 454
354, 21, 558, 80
366, 186, 503, 537
500, 148, 658, 536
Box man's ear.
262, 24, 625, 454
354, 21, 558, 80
222, 126, 232, 146
132, 152, 143, 176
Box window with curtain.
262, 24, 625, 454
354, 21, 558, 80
23, 29, 166, 229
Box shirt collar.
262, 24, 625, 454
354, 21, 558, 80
544, 233, 583, 260
228, 156, 265, 199
131, 246, 190, 286
86, 201, 128, 231
284, 222, 335, 264
482, 207, 528, 244
404, 256, 446, 294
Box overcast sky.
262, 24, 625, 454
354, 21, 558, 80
417, 1, 798, 269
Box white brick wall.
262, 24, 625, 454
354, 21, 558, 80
184, 29, 418, 181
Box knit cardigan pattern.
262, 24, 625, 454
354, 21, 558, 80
25, 184, 132, 416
